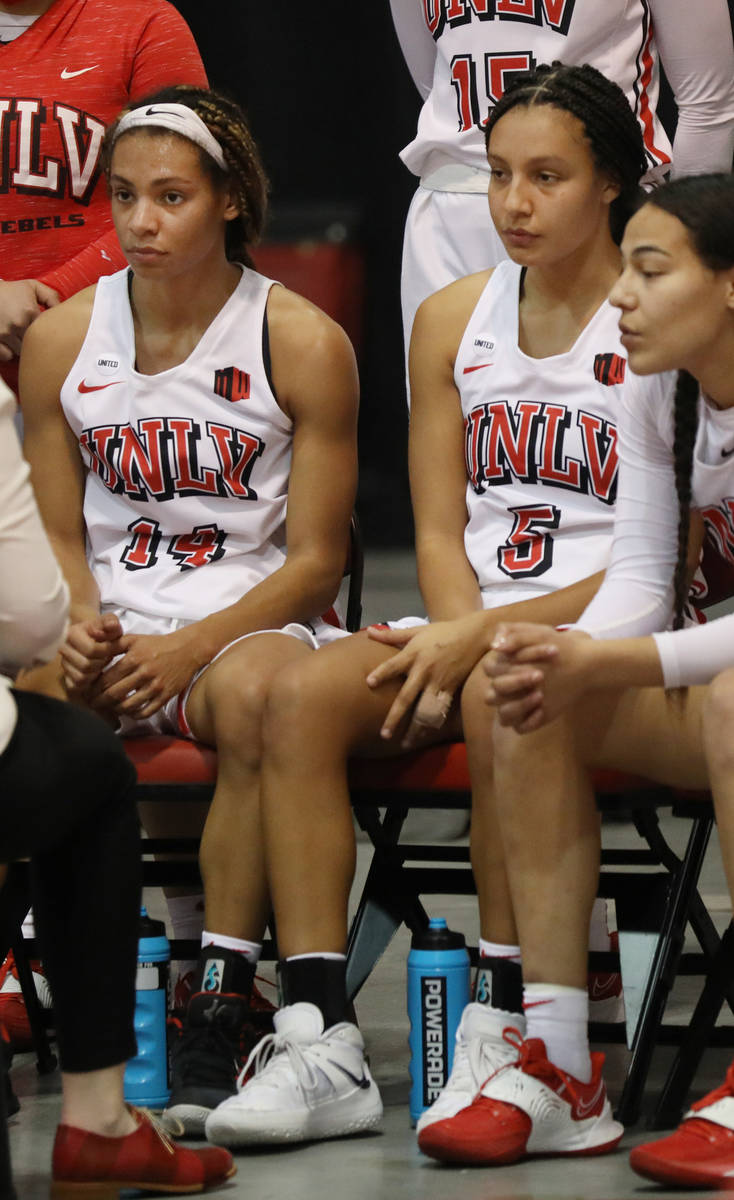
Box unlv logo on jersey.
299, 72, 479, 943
214, 366, 251, 403
465, 399, 618, 504
423, 0, 576, 39
593, 353, 626, 387
80, 416, 264, 502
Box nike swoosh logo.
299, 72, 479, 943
78, 380, 122, 393
463, 363, 494, 374
721, 446, 734, 459
574, 1079, 605, 1120
326, 1058, 371, 1090
61, 65, 100, 79
589, 974, 620, 999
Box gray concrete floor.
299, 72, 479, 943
7, 551, 734, 1197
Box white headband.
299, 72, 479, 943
114, 103, 227, 172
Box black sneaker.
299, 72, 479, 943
163, 992, 247, 1137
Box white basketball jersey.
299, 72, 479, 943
60, 267, 294, 622
459, 260, 626, 606
402, 0, 670, 181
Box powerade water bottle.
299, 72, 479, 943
123, 907, 170, 1109
407, 918, 470, 1126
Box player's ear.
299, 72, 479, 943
600, 173, 621, 206
223, 190, 240, 223
724, 268, 734, 312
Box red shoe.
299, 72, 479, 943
0, 951, 53, 1051
51, 1106, 235, 1195
630, 1062, 734, 1189
418, 1034, 623, 1165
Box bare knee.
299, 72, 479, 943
703, 668, 734, 771
263, 652, 335, 750
209, 664, 275, 762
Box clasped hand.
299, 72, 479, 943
61, 615, 203, 719
483, 622, 593, 733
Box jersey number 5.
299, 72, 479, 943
498, 503, 560, 579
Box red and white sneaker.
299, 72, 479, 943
630, 1061, 734, 1189
418, 1034, 623, 1164
0, 951, 53, 1051
416, 1004, 525, 1137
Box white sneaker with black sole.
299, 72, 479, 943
416, 1003, 525, 1136
204, 1001, 383, 1147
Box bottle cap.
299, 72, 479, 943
410, 918, 466, 951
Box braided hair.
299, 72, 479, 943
484, 62, 647, 244
643, 174, 734, 629
102, 85, 268, 269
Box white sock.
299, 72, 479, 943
478, 937, 521, 963
286, 951, 346, 962
202, 931, 262, 964
523, 983, 591, 1083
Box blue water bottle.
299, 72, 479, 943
407, 917, 470, 1125
123, 907, 170, 1109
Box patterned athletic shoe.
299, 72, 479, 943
418, 1034, 623, 1164
0, 951, 53, 1052
630, 1061, 734, 1188
416, 1003, 525, 1136
163, 992, 247, 1137
204, 1001, 383, 1147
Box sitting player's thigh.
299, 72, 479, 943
264, 628, 461, 758
577, 684, 709, 791
185, 630, 314, 749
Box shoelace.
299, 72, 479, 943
450, 1028, 515, 1096
691, 1061, 734, 1113
132, 1107, 175, 1156
238, 1031, 321, 1100
491, 1030, 585, 1110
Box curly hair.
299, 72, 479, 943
102, 85, 268, 269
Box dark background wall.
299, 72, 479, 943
170, 2, 734, 548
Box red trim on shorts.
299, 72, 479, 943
177, 691, 193, 738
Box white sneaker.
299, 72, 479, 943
204, 1002, 383, 1146
416, 1003, 525, 1136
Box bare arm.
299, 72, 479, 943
409, 276, 488, 623
20, 296, 99, 625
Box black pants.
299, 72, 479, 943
0, 690, 140, 1073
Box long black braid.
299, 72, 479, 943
102, 84, 268, 269
670, 371, 700, 630
484, 62, 647, 244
